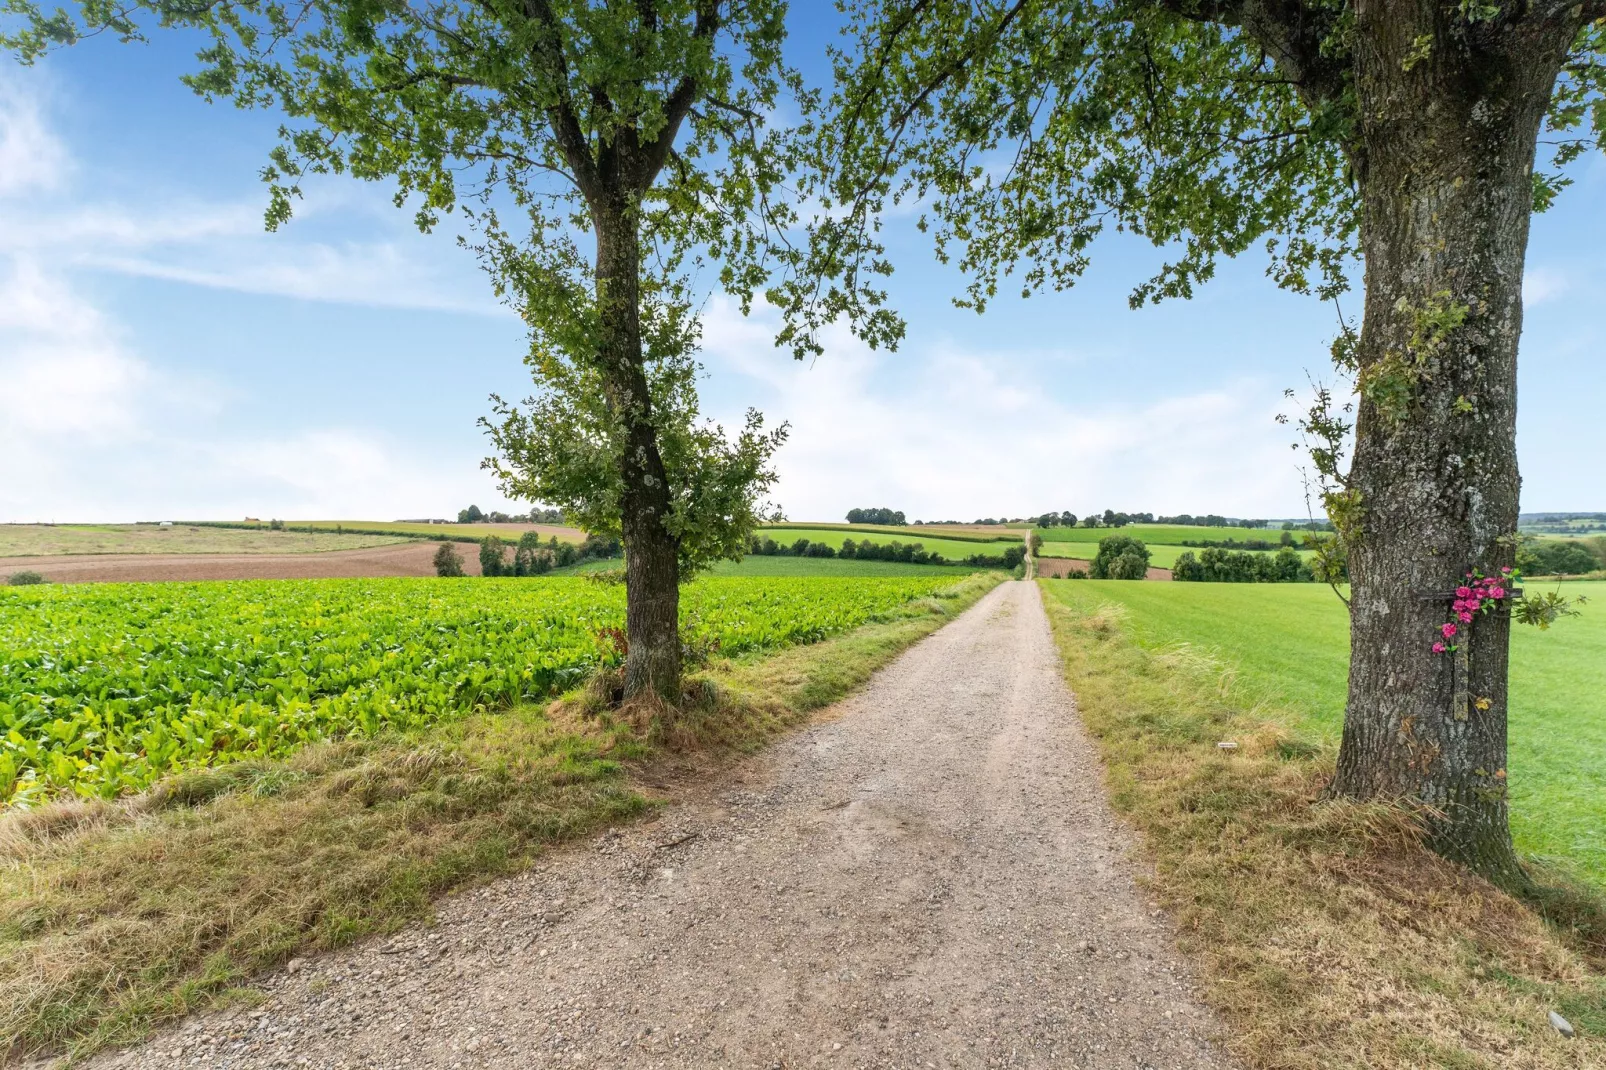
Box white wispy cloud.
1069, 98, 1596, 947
1524, 266, 1569, 307
0, 72, 517, 522
698, 297, 1306, 521
0, 74, 68, 196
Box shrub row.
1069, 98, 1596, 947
433, 533, 622, 577
1172, 546, 1314, 583
746, 535, 1024, 569
1179, 533, 1298, 551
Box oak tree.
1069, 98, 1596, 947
787, 0, 1606, 881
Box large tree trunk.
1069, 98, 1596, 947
1330, 7, 1574, 883
595, 200, 682, 702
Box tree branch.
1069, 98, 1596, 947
522, 0, 602, 200
633, 0, 720, 189
373, 70, 487, 93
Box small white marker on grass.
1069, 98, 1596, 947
1215, 741, 1239, 751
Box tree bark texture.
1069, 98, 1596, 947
594, 201, 682, 701
1329, 3, 1576, 881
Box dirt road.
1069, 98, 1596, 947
87, 581, 1230, 1070
0, 542, 485, 583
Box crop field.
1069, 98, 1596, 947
0, 575, 961, 804
1036, 541, 1193, 568
1034, 523, 1320, 570
1034, 541, 1315, 570
1035, 522, 1320, 544
756, 527, 1022, 561
0, 524, 407, 558
708, 557, 980, 577
1039, 578, 1606, 886
208, 520, 586, 542
762, 522, 1023, 543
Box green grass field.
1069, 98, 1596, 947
755, 526, 1021, 562
1036, 522, 1315, 545
0, 525, 407, 558
1034, 522, 1318, 569
546, 556, 988, 579
708, 556, 983, 577
1036, 541, 1195, 568
1035, 540, 1312, 569
1039, 578, 1606, 886
761, 522, 1022, 544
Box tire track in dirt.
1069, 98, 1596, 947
86, 581, 1231, 1070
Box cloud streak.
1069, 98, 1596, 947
698, 297, 1306, 521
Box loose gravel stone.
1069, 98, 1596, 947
81, 581, 1233, 1069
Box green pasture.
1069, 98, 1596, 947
547, 554, 985, 579
755, 526, 1020, 562
1035, 522, 1319, 545
761, 522, 1021, 544
1036, 540, 1191, 568
1038, 578, 1606, 887
709, 556, 982, 577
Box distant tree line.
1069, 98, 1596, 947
1034, 510, 1153, 529
1179, 532, 1299, 551
1520, 513, 1606, 535
845, 508, 907, 525
1030, 511, 1338, 532
747, 535, 1024, 569
457, 505, 566, 524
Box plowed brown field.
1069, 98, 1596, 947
0, 541, 485, 584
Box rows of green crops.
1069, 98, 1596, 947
0, 575, 960, 804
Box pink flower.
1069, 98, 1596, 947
1442, 623, 1458, 638
1457, 586, 1472, 599
1501, 566, 1512, 573
1459, 611, 1473, 623
1490, 587, 1505, 600
1432, 642, 1446, 653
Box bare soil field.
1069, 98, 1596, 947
79, 581, 1230, 1070
0, 525, 407, 558
1035, 557, 1172, 581
0, 541, 485, 583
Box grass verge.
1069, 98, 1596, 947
0, 572, 1002, 1062
1039, 585, 1606, 1069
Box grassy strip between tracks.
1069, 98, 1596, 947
1040, 582, 1606, 1070
0, 572, 1003, 1062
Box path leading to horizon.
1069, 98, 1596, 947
87, 581, 1231, 1070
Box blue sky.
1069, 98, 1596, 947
1, 21, 1602, 524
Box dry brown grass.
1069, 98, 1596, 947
0, 571, 1003, 1062
1042, 592, 1606, 1069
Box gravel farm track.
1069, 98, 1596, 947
0, 542, 488, 583
73, 580, 1231, 1070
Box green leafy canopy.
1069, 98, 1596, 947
776, 1, 1605, 352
